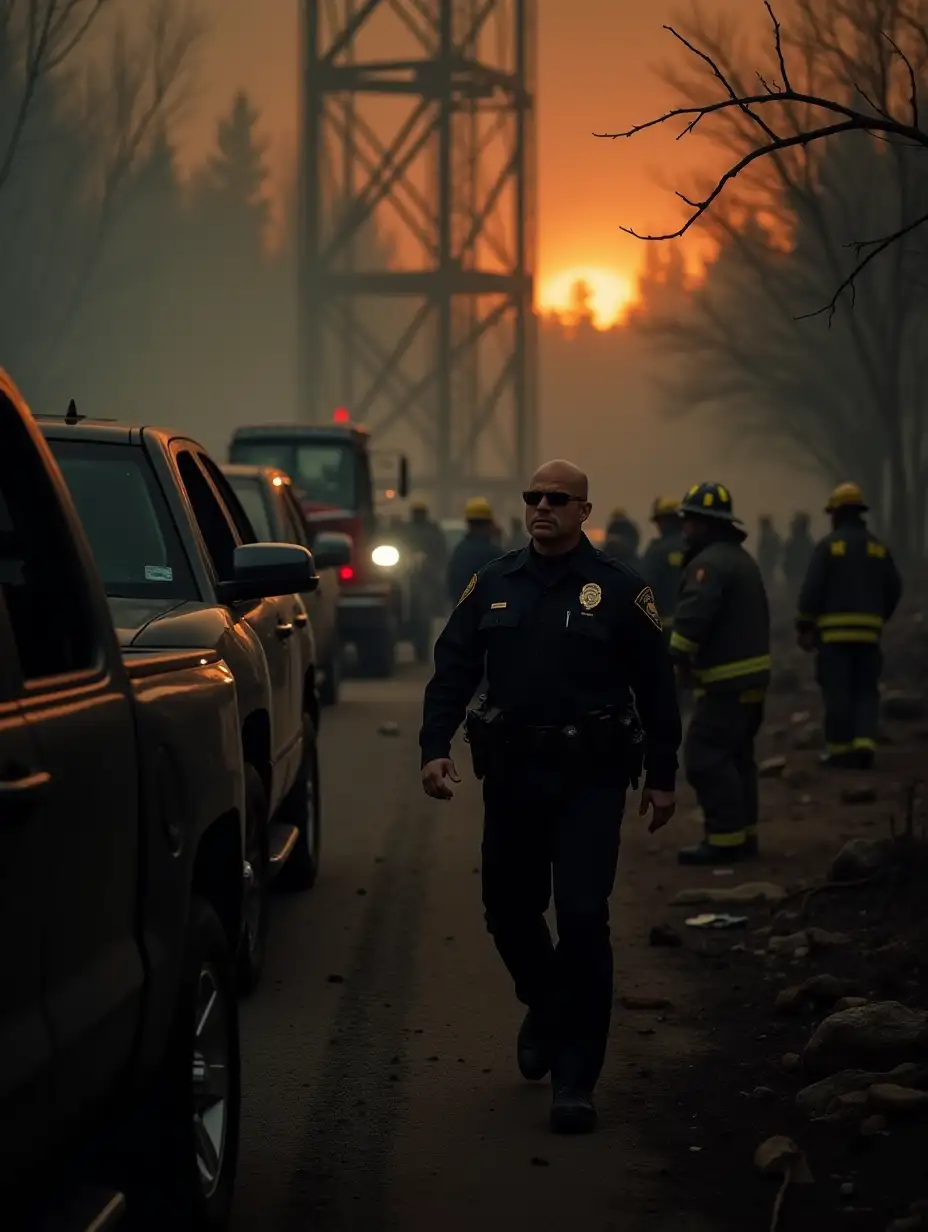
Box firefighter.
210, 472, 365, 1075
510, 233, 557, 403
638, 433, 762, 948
669, 483, 771, 864
783, 511, 815, 601
446, 497, 504, 604
756, 515, 782, 590
796, 483, 902, 769
639, 496, 685, 636
604, 506, 640, 567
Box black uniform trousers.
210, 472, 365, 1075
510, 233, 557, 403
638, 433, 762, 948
816, 643, 881, 759
481, 759, 627, 1092
684, 691, 764, 849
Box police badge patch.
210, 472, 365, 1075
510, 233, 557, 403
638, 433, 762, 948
634, 585, 663, 631
457, 573, 477, 605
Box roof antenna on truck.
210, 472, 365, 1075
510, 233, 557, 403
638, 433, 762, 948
64, 398, 84, 424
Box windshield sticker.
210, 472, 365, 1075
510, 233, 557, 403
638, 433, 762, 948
145, 565, 173, 581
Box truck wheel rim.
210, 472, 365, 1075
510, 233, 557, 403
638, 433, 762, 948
192, 962, 229, 1197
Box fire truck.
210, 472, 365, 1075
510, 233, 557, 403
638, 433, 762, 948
228, 415, 427, 677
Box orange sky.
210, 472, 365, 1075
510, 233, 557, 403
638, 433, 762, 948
180, 0, 756, 295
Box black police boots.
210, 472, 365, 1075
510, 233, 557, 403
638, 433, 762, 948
550, 1086, 597, 1134
517, 1010, 550, 1082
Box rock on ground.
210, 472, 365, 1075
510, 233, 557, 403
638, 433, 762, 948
802, 1002, 928, 1078
829, 837, 893, 882
670, 882, 787, 906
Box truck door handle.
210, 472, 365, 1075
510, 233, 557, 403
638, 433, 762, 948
0, 768, 52, 799
276, 621, 294, 640
293, 612, 308, 627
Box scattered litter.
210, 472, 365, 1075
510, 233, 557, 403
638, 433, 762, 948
377, 720, 400, 736
685, 913, 749, 930
712, 868, 735, 877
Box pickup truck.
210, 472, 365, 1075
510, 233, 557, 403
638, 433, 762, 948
0, 372, 250, 1229
39, 411, 321, 994
221, 464, 351, 705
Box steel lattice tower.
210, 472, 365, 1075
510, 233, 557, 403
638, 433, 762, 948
298, 0, 538, 515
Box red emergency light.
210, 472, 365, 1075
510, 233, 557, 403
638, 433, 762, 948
339, 565, 354, 581
333, 407, 350, 424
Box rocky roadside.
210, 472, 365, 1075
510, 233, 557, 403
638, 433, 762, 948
629, 646, 928, 1232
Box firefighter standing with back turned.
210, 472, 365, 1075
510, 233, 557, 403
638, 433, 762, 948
419, 460, 681, 1135
669, 483, 771, 865
795, 483, 902, 769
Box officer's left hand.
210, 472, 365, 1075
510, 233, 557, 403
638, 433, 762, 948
639, 788, 676, 833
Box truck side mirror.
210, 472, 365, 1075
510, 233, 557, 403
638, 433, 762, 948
218, 542, 320, 603
398, 456, 409, 499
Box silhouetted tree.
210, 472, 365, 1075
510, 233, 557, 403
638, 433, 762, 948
193, 89, 270, 252
626, 0, 928, 557
601, 0, 928, 316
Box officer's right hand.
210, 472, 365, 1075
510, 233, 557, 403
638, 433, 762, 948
422, 758, 461, 800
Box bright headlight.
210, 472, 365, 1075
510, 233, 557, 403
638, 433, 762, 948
371, 544, 400, 567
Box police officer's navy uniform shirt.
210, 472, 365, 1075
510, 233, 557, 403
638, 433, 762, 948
420, 532, 682, 791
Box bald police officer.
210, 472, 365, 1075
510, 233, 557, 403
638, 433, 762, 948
796, 483, 902, 769
669, 483, 771, 864
420, 459, 681, 1135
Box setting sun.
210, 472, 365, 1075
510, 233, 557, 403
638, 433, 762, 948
539, 266, 637, 330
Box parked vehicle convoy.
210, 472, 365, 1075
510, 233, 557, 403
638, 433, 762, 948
39, 407, 322, 995
221, 464, 351, 706
228, 419, 430, 677
0, 373, 246, 1230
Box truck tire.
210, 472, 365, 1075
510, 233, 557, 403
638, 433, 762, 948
357, 624, 395, 678
275, 714, 321, 892
236, 765, 269, 996
319, 642, 342, 706
132, 897, 240, 1230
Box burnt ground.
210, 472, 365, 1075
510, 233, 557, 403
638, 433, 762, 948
636, 613, 928, 1232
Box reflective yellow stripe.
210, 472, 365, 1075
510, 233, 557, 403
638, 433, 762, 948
697, 654, 772, 684
669, 630, 699, 654
827, 742, 853, 754
821, 629, 879, 644
707, 830, 746, 848
817, 613, 883, 629
852, 737, 877, 750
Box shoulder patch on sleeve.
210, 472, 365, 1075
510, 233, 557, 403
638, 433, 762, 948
830, 540, 846, 556
866, 540, 887, 558
457, 573, 478, 605
634, 585, 663, 631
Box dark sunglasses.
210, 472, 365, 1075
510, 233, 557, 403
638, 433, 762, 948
522, 490, 584, 508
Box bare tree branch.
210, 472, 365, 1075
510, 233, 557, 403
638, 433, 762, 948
597, 2, 928, 314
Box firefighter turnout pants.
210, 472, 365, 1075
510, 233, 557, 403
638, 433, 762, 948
816, 643, 881, 761
684, 691, 764, 852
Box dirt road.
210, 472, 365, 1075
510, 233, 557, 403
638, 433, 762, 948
231, 662, 723, 1232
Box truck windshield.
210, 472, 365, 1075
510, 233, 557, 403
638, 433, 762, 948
47, 439, 197, 601
230, 439, 356, 510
